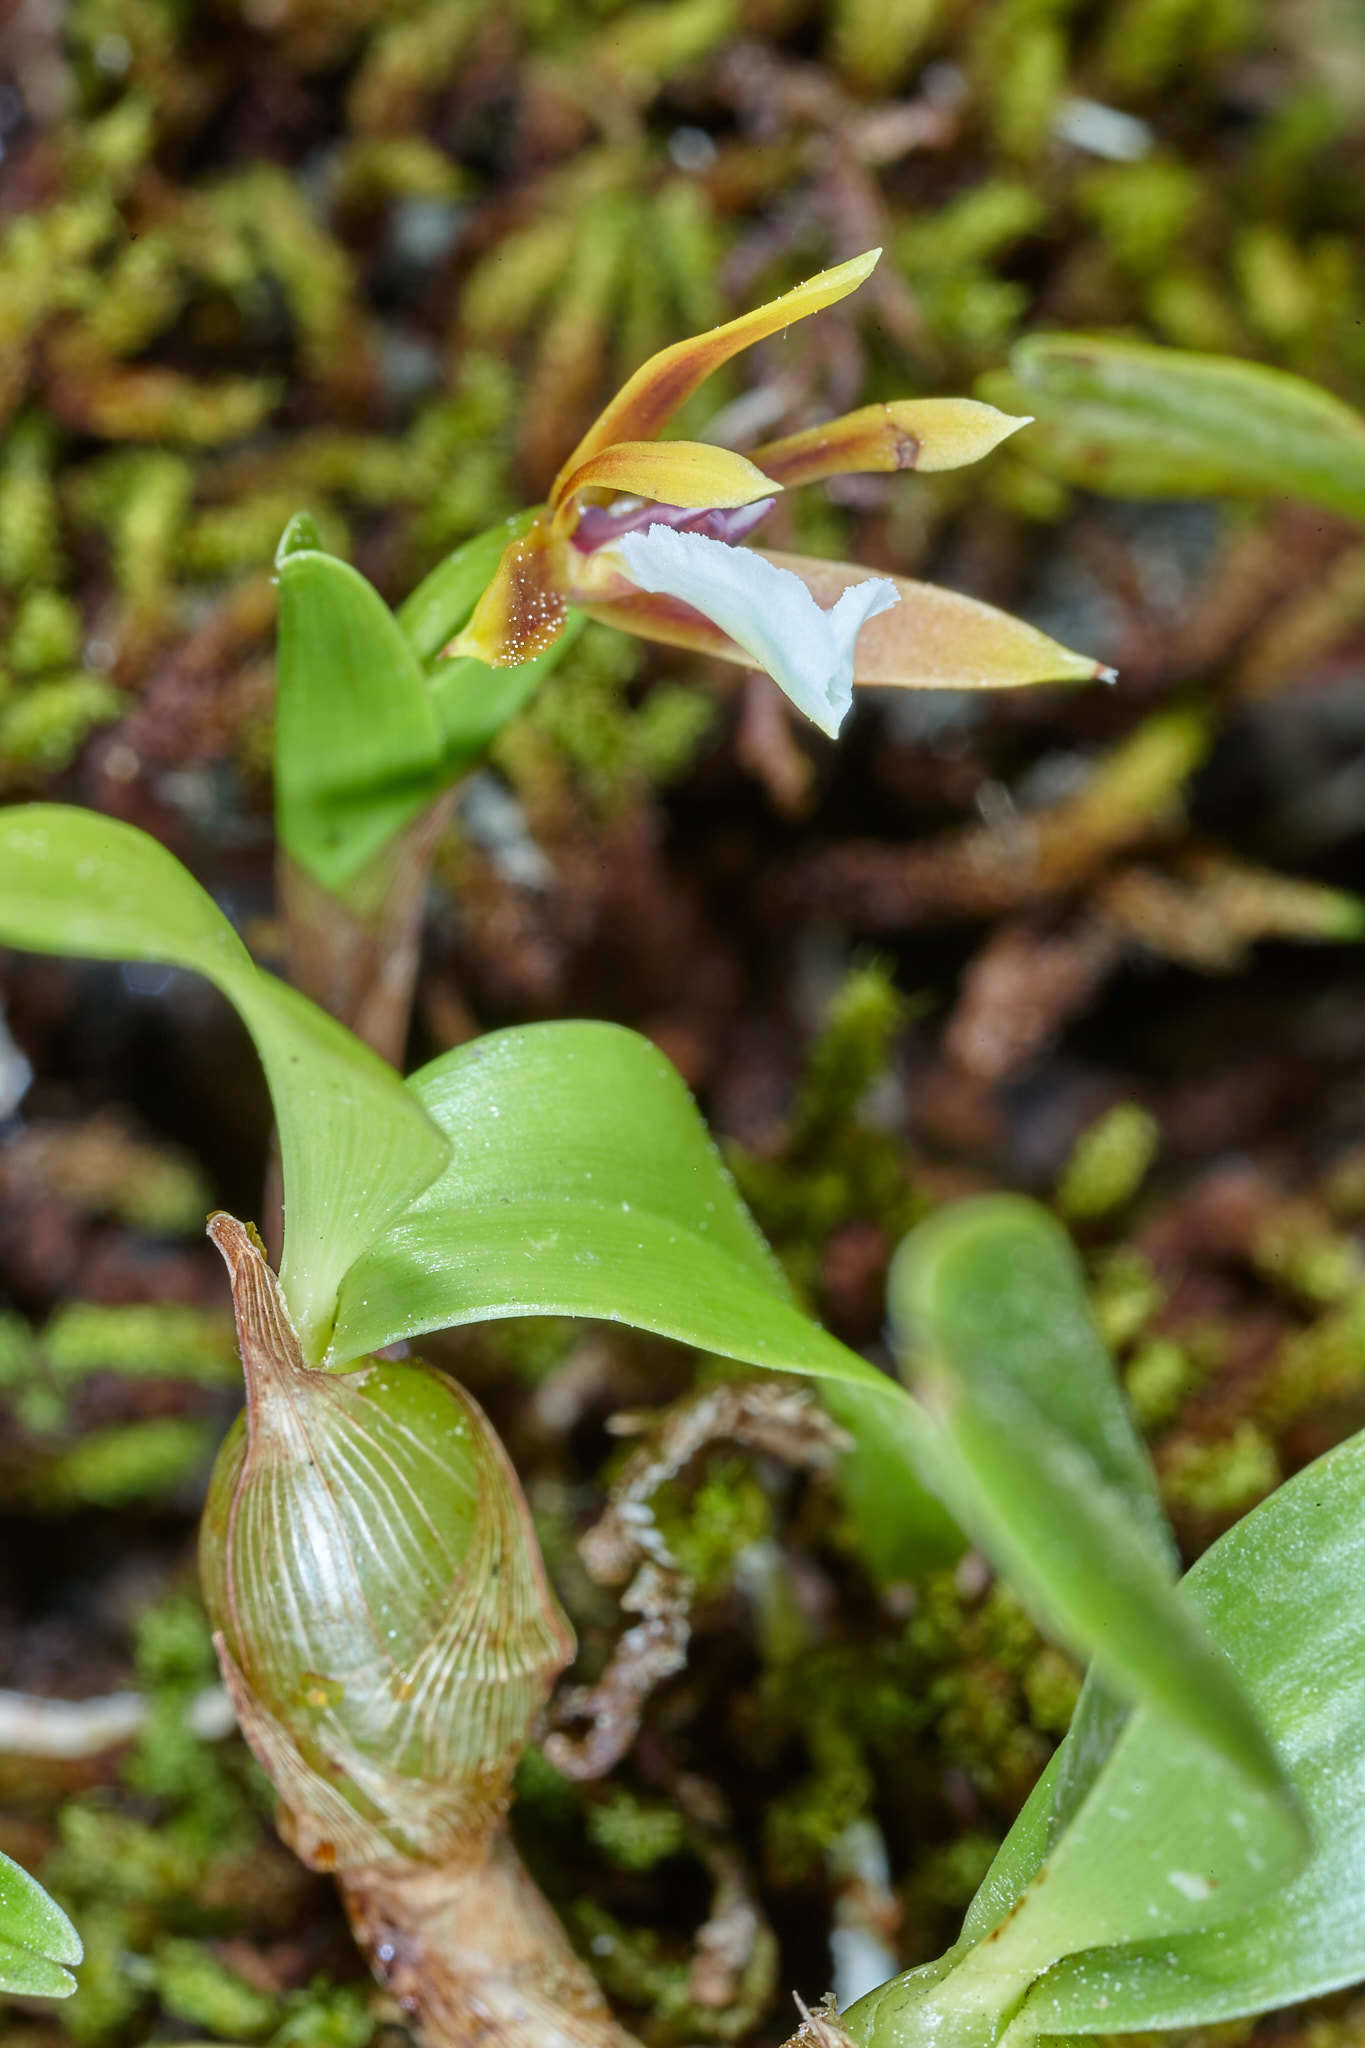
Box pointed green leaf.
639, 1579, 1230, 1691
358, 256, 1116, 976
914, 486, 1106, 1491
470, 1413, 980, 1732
275, 519, 445, 892
888, 1198, 1292, 1818
329, 1022, 958, 1561
980, 336, 1365, 520
0, 1849, 81, 1998
0, 807, 448, 1358
330, 1022, 892, 1381
1004, 1424, 1365, 2036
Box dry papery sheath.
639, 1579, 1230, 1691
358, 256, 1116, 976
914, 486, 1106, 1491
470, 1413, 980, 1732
199, 1213, 639, 2048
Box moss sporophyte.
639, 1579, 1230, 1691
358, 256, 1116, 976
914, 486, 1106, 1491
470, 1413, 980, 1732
450, 249, 1112, 735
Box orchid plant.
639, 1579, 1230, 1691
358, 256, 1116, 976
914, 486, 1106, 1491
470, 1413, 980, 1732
272, 248, 1105, 1065
5, 808, 1365, 2048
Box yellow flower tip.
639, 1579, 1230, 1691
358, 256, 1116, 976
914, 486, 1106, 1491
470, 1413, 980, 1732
552, 247, 887, 495
902, 399, 1035, 473
750, 398, 1036, 490
550, 441, 781, 535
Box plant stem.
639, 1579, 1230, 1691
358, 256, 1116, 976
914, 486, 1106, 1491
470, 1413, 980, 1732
278, 792, 457, 1068
341, 1833, 641, 2048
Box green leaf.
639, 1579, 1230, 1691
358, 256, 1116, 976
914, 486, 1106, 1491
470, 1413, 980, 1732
275, 518, 444, 892
980, 335, 1365, 520
329, 1022, 957, 1559
0, 807, 448, 1359
431, 612, 586, 778
396, 510, 540, 664
1005, 1424, 1365, 2036
888, 1198, 1292, 1817
331, 1022, 892, 1382
956, 1751, 1058, 1949
0, 1848, 81, 1998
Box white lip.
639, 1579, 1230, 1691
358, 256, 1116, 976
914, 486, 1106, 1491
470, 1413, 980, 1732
611, 524, 899, 738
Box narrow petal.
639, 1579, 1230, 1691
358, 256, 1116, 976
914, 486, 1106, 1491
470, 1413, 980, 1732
550, 250, 882, 507
613, 525, 898, 738
443, 515, 568, 668
751, 399, 1031, 488
761, 550, 1114, 689
551, 440, 780, 535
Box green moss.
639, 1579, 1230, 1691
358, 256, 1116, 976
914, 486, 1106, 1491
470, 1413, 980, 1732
272, 1980, 376, 2048
830, 0, 944, 93
1021, 1645, 1082, 1733
7, 589, 82, 675
0, 418, 62, 592
1125, 1336, 1200, 1431
794, 962, 908, 1147
1253, 1210, 1365, 1307
1077, 160, 1203, 275
1161, 1420, 1281, 1521
0, 675, 126, 775
655, 1457, 773, 1595
46, 1417, 215, 1508
587, 1790, 687, 1871
43, 1302, 237, 1385
572, 1904, 695, 2027
52, 1806, 204, 1910
514, 1742, 579, 1823
1090, 1247, 1165, 1350
155, 1937, 281, 2039
508, 620, 713, 813
764, 1713, 875, 1885
1056, 1104, 1161, 1221
728, 961, 925, 1325
0, 1309, 39, 1387
1259, 1291, 1365, 1429
904, 1832, 999, 1914
60, 1901, 149, 2045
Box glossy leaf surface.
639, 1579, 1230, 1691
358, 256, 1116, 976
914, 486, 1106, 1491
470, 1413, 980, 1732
888, 1199, 1291, 1809
1008, 1423, 1365, 2035
981, 336, 1365, 520
329, 1023, 957, 1559
0, 807, 447, 1359
334, 1023, 894, 1382
275, 519, 444, 892
0, 1848, 81, 1998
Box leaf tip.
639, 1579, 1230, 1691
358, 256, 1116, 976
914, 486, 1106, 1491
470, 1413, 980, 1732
275, 510, 322, 569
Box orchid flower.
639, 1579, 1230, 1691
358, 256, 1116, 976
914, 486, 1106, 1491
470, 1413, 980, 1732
449, 249, 1111, 736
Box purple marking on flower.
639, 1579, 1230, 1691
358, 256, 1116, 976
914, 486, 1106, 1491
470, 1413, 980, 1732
571, 495, 778, 555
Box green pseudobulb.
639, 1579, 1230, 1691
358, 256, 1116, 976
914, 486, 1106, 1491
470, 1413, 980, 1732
199, 1215, 573, 1872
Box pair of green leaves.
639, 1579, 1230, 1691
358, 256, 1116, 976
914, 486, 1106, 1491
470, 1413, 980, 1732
0, 808, 1350, 2045
0, 1850, 81, 1999
980, 335, 1365, 521
0, 802, 953, 1568
274, 510, 579, 896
